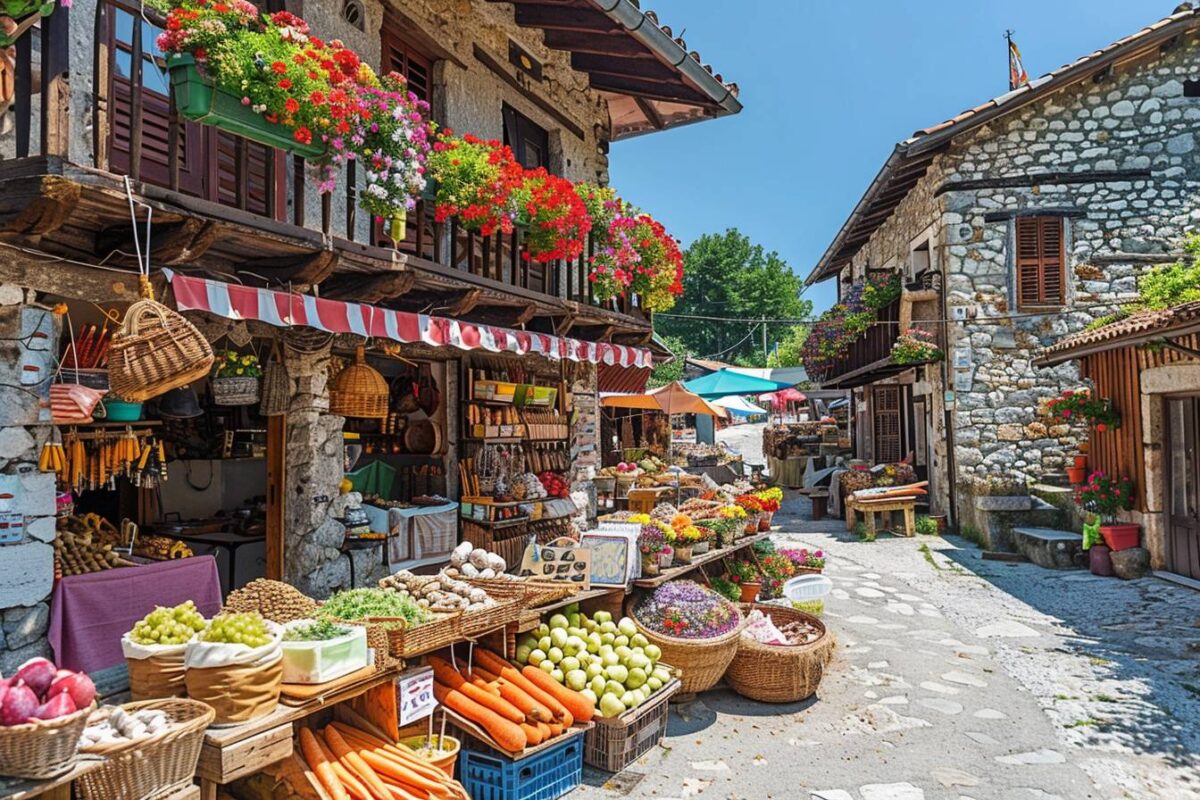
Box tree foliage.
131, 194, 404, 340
768, 325, 809, 368
648, 335, 688, 388
655, 229, 811, 365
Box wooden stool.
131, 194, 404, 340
809, 491, 829, 521
845, 496, 916, 537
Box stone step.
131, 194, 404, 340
1011, 527, 1084, 570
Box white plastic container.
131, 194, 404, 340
280, 621, 369, 684
782, 574, 833, 617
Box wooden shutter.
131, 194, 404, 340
872, 386, 903, 464
1016, 216, 1065, 307
381, 13, 433, 104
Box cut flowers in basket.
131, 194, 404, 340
1047, 388, 1121, 431
213, 350, 262, 379
1074, 471, 1134, 523
634, 580, 740, 639
891, 327, 943, 365
157, 2, 431, 229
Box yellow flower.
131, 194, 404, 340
629, 514, 651, 524
236, 368, 244, 375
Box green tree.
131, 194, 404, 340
656, 229, 811, 364
767, 325, 809, 368
648, 335, 688, 388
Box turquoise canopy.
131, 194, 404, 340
682, 369, 792, 399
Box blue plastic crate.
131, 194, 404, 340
457, 733, 583, 800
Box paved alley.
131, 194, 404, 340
572, 492, 1200, 800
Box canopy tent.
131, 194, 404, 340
600, 381, 725, 417
726, 366, 809, 386
758, 387, 807, 408
710, 394, 768, 417
682, 369, 792, 398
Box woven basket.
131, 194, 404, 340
259, 347, 290, 416
459, 596, 521, 639
108, 286, 214, 402
630, 608, 747, 695
75, 698, 215, 800
0, 702, 93, 779
212, 375, 260, 406
330, 345, 389, 419
368, 613, 462, 658
725, 605, 835, 704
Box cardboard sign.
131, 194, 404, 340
397, 666, 436, 725
519, 538, 591, 589
581, 524, 640, 587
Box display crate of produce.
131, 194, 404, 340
280, 621, 369, 684
516, 385, 558, 408
457, 728, 583, 800
584, 673, 680, 772
473, 380, 518, 403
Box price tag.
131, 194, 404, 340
397, 666, 435, 725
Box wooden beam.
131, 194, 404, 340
323, 270, 416, 303
239, 248, 340, 285
542, 29, 651, 58
513, 4, 619, 33
265, 414, 285, 581
0, 251, 146, 302
634, 97, 665, 130
0, 176, 80, 237
473, 45, 586, 140
95, 218, 218, 265
586, 73, 712, 106
570, 52, 678, 83
934, 168, 1153, 196
447, 288, 483, 317
554, 312, 576, 337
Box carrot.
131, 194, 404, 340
427, 657, 470, 688
300, 727, 349, 800
460, 680, 526, 723
470, 666, 500, 683
325, 727, 394, 800
434, 682, 527, 752
315, 733, 373, 800
360, 749, 446, 796
495, 678, 552, 723
522, 665, 594, 722
331, 726, 449, 785
519, 722, 543, 745
470, 676, 500, 695
474, 651, 572, 725
546, 721, 563, 737
535, 721, 552, 741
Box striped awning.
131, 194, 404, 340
165, 271, 652, 368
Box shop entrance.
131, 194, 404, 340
1165, 396, 1200, 580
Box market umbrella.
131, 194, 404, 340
710, 394, 768, 417
758, 387, 807, 408
601, 381, 725, 417
682, 369, 792, 399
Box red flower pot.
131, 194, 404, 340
738, 581, 761, 603
1089, 544, 1114, 576
1066, 466, 1087, 485
1073, 455, 1088, 469
1099, 524, 1140, 551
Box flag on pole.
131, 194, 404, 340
1008, 34, 1029, 90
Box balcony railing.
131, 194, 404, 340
809, 298, 902, 385
2, 2, 647, 322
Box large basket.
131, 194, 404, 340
212, 375, 260, 406
330, 345, 389, 419
108, 290, 214, 402
630, 609, 747, 695
724, 604, 835, 704
459, 596, 521, 639
76, 698, 215, 800
0, 702, 93, 779
369, 613, 462, 658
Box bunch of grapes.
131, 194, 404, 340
130, 600, 208, 645
200, 611, 272, 647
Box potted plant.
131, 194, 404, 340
709, 575, 742, 603
755, 488, 782, 529
759, 553, 796, 600
780, 547, 826, 574
691, 525, 713, 555
891, 327, 944, 365
1047, 389, 1121, 431
735, 494, 764, 534
1067, 465, 1087, 485
1074, 471, 1138, 551
212, 350, 263, 406
1073, 453, 1088, 469
638, 522, 670, 576
727, 560, 762, 603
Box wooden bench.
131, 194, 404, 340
845, 495, 916, 537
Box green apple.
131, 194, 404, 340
565, 636, 587, 657
560, 656, 580, 673
600, 632, 616, 646
549, 614, 570, 630
547, 646, 564, 664
565, 669, 587, 691
605, 664, 629, 684
536, 623, 550, 639
599, 693, 625, 718
625, 667, 647, 690
599, 620, 618, 635
613, 635, 629, 649
630, 633, 649, 649
587, 633, 603, 654
593, 610, 613, 624
551, 668, 564, 683
520, 634, 539, 651
644, 644, 662, 663
651, 667, 672, 685
604, 680, 625, 697
586, 662, 604, 679
539, 660, 555, 674
620, 690, 638, 709
590, 675, 607, 696
600, 650, 619, 667
617, 617, 638, 637
515, 645, 532, 664
538, 636, 552, 653
568, 613, 581, 629
627, 652, 650, 672
646, 676, 662, 691
528, 649, 547, 667
550, 628, 569, 649
580, 688, 598, 707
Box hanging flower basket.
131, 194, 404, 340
167, 54, 326, 159
212, 376, 260, 406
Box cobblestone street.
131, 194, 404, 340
573, 491, 1200, 800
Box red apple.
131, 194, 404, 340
0, 682, 39, 726
46, 672, 95, 710
34, 692, 76, 721
14, 658, 56, 699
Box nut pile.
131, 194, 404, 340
378, 570, 496, 612
776, 618, 822, 645
224, 579, 317, 623
81, 707, 172, 748
440, 541, 507, 580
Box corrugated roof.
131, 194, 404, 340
1035, 300, 1200, 365
806, 6, 1200, 285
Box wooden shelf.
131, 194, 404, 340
461, 437, 526, 444
632, 533, 772, 589
71, 420, 162, 428
461, 516, 529, 528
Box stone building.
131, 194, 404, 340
803, 6, 1200, 539
0, 0, 737, 671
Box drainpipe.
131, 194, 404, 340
938, 240, 959, 531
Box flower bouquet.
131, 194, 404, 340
212, 350, 263, 406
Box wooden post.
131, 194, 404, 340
266, 413, 286, 580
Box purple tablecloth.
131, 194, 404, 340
48, 556, 223, 673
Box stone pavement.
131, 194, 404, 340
570, 492, 1200, 800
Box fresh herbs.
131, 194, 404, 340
317, 588, 431, 626
284, 620, 351, 642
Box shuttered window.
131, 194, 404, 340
872, 386, 903, 465
1015, 216, 1065, 308
381, 14, 433, 106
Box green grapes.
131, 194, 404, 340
130, 600, 208, 645
199, 611, 272, 647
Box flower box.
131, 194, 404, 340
167, 54, 326, 159
1100, 524, 1139, 552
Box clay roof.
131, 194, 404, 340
806, 6, 1200, 285
684, 356, 736, 373
1035, 300, 1200, 365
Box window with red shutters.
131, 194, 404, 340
1015, 216, 1065, 308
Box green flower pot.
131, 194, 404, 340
167, 54, 326, 159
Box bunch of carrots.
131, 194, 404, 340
429, 648, 594, 753
299, 723, 469, 800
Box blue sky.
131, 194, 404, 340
608, 0, 1169, 316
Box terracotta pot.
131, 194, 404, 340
1066, 466, 1087, 485
758, 516, 772, 532
1100, 523, 1140, 551
1073, 455, 1088, 469
1089, 544, 1114, 576
1078, 441, 1090, 454
738, 581, 761, 603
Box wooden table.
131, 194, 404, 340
845, 495, 916, 537
0, 761, 104, 800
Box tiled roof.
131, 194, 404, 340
1036, 300, 1200, 365
685, 356, 736, 372
806, 6, 1200, 285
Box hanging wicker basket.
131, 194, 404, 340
108, 280, 214, 402
259, 346, 290, 416
212, 375, 260, 406
329, 345, 389, 419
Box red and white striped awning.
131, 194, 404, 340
166, 272, 652, 368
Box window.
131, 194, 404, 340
872, 386, 903, 465
910, 239, 931, 280
381, 13, 433, 105
1015, 216, 1065, 308
502, 104, 549, 170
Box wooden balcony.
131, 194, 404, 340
0, 2, 651, 343
809, 298, 903, 388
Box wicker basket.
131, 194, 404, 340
259, 346, 290, 417
630, 608, 747, 695
76, 698, 215, 800
212, 375, 260, 406
459, 596, 521, 639
369, 613, 462, 658
108, 285, 214, 402
330, 346, 389, 419
724, 604, 835, 704
0, 703, 93, 779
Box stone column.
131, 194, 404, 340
0, 297, 60, 673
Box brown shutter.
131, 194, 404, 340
872, 386, 902, 464
381, 13, 433, 104
1015, 216, 1065, 307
